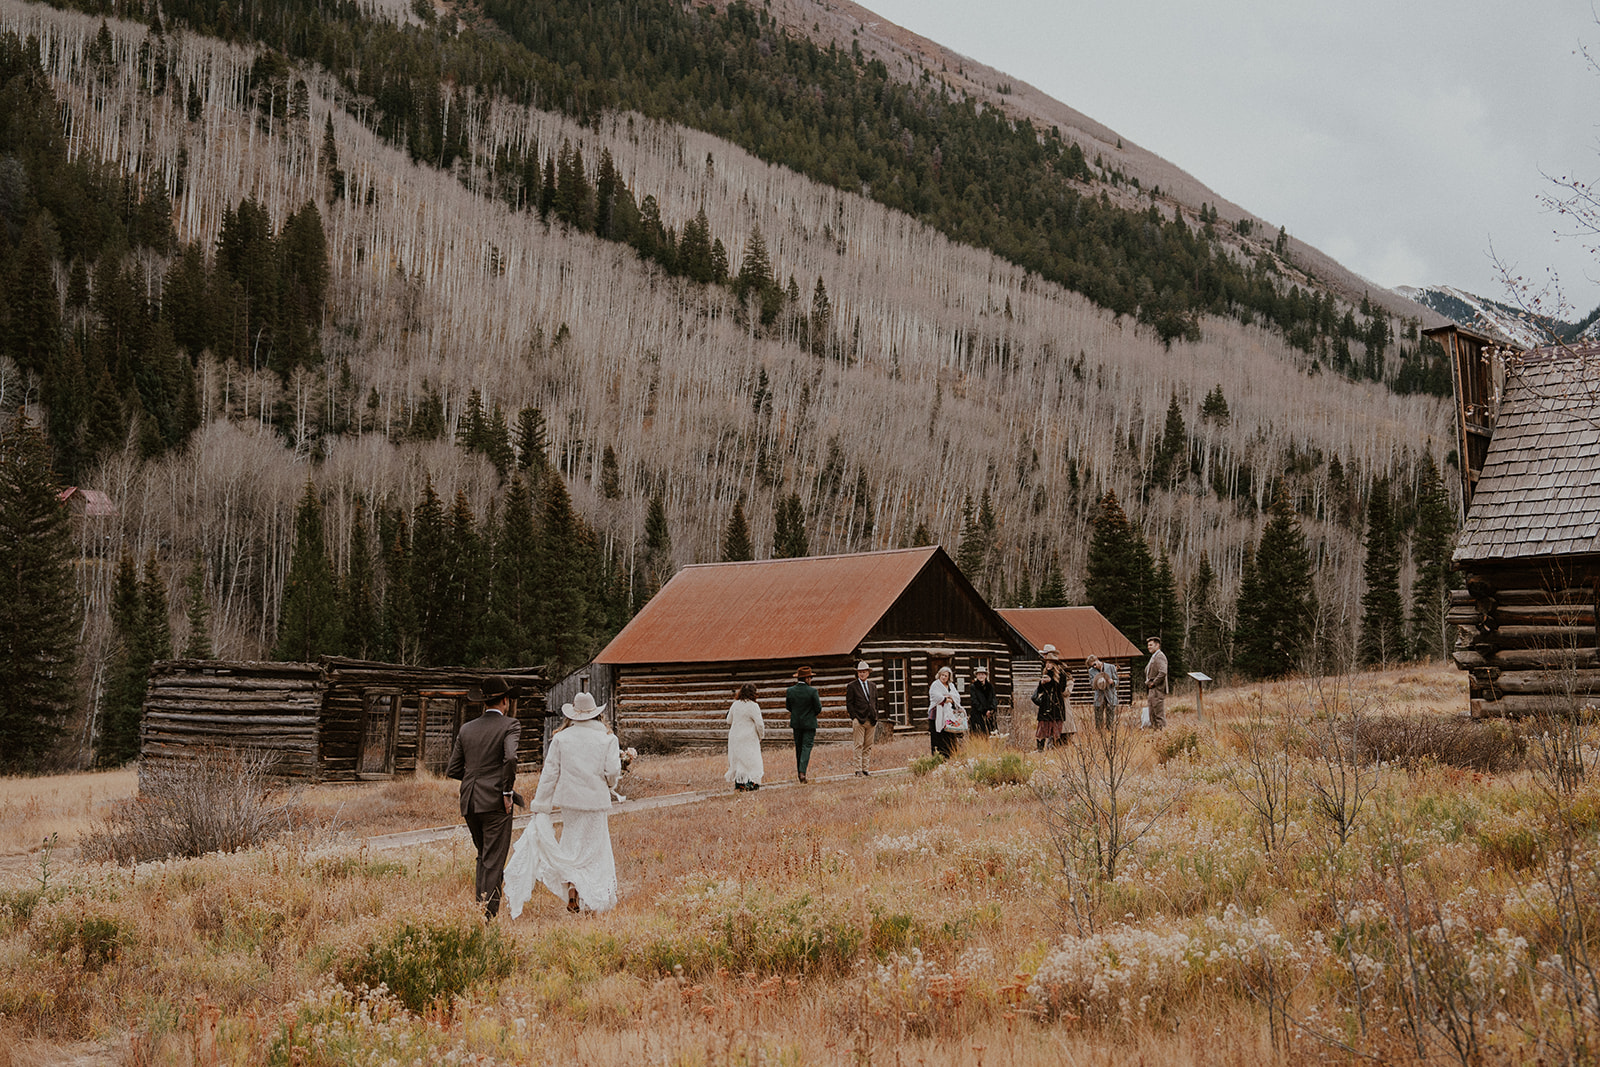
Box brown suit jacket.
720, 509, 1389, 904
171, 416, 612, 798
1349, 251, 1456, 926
446, 710, 520, 816
845, 677, 878, 725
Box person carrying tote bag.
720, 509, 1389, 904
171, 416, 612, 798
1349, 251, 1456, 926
928, 666, 964, 758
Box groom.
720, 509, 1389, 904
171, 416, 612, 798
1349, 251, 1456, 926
447, 676, 520, 919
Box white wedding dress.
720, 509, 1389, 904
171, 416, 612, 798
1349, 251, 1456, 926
503, 719, 621, 917
502, 810, 618, 917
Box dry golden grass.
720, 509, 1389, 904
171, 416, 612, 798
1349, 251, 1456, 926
0, 768, 137, 859
11, 664, 1600, 1065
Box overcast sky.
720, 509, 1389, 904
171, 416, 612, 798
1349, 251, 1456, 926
862, 1, 1600, 317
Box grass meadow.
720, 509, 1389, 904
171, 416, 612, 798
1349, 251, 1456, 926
3, 664, 1598, 1065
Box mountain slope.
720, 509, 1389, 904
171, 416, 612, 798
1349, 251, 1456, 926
0, 0, 1455, 744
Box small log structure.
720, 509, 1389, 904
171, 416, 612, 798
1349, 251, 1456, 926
140, 657, 547, 781
1436, 326, 1600, 717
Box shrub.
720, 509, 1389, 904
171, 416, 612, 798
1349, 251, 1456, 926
627, 727, 683, 756
30, 905, 134, 971
80, 749, 295, 863
1156, 727, 1201, 763
643, 881, 919, 978
336, 918, 513, 1013
966, 752, 1032, 787
1349, 716, 1526, 773
909, 754, 944, 777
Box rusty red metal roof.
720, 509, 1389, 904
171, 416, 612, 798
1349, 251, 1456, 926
597, 547, 945, 665
996, 607, 1141, 661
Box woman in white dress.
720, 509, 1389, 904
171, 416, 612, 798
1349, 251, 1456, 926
503, 692, 622, 916
928, 666, 964, 758
725, 682, 766, 791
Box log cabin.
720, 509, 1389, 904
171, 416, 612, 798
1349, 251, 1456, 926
139, 657, 547, 781
998, 606, 1143, 719
593, 546, 1026, 748
1433, 325, 1600, 717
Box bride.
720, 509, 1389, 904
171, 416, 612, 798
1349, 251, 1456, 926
503, 692, 622, 916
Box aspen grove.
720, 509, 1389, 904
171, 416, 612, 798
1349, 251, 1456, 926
0, 0, 1457, 765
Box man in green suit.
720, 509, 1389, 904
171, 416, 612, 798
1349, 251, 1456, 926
786, 664, 821, 783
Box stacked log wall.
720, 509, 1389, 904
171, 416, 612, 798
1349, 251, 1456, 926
612, 640, 1012, 748
141, 658, 547, 782
1449, 564, 1600, 717
140, 661, 325, 778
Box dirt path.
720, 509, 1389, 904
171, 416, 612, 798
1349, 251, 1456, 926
363, 764, 909, 851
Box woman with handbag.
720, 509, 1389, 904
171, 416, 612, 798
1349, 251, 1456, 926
1031, 645, 1076, 751
928, 665, 965, 758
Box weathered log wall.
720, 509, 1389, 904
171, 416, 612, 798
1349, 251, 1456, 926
140, 658, 547, 782
1449, 565, 1600, 718
141, 661, 324, 778
612, 640, 1012, 749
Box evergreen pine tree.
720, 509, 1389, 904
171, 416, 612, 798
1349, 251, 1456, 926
1085, 490, 1142, 641
679, 208, 714, 283
1147, 553, 1184, 677
955, 496, 983, 578
1185, 553, 1227, 675
342, 505, 377, 659
600, 444, 622, 498
1234, 489, 1316, 679
457, 389, 487, 451
1036, 551, 1067, 607
0, 414, 79, 771
810, 276, 831, 357
377, 506, 416, 663
722, 499, 753, 561
484, 405, 514, 480
409, 482, 448, 664
273, 481, 342, 661
643, 492, 673, 593
141, 553, 172, 662
436, 490, 483, 665
1410, 454, 1457, 659
514, 406, 550, 477
1151, 394, 1188, 485
320, 113, 345, 201
1358, 478, 1407, 666
99, 550, 147, 765
773, 492, 809, 558
183, 553, 213, 659
487, 476, 540, 665
539, 474, 590, 670
1200, 384, 1230, 424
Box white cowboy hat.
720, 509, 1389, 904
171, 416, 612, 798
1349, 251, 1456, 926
1040, 644, 1058, 658
856, 660, 870, 671
566, 691, 607, 720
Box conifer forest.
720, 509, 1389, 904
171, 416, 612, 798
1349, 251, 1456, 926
0, 0, 1460, 770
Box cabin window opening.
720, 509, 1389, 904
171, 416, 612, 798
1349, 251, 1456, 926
884, 657, 910, 726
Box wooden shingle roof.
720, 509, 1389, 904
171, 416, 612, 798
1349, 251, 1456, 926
1454, 347, 1600, 563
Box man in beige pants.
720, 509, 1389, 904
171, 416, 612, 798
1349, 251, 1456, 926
845, 660, 879, 776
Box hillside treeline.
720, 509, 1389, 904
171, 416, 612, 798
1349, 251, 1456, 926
0, 31, 339, 481
0, 4, 1464, 769
33, 0, 1450, 382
